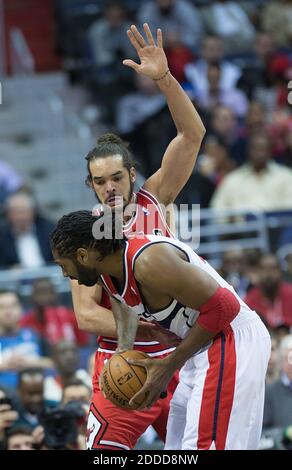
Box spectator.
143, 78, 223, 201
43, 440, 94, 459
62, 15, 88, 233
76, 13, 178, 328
0, 191, 54, 268
185, 35, 241, 101
137, 0, 203, 53
62, 379, 91, 406
45, 342, 91, 403
116, 74, 166, 135
16, 369, 46, 429
0, 387, 18, 448
245, 254, 292, 329
244, 249, 263, 289
0, 290, 52, 389
274, 115, 292, 167
243, 101, 267, 135
211, 132, 292, 211
254, 53, 291, 112
0, 161, 23, 206
218, 248, 250, 298
88, 1, 133, 69
193, 62, 248, 118
181, 137, 234, 208
263, 334, 292, 450
87, 0, 134, 124
260, 0, 292, 49
208, 105, 246, 165
238, 33, 277, 100
266, 336, 280, 385
4, 425, 34, 450
283, 252, 292, 283
164, 33, 193, 83
202, 0, 255, 55
60, 379, 91, 451
175, 135, 234, 208
20, 278, 89, 347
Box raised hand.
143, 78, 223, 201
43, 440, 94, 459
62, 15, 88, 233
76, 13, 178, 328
123, 23, 169, 80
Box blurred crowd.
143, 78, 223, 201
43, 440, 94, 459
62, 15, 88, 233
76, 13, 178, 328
1, 0, 292, 450
54, 0, 292, 198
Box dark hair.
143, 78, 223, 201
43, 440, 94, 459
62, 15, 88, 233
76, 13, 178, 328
18, 367, 44, 386
0, 288, 19, 298
63, 379, 91, 396
85, 133, 135, 188
5, 424, 33, 439
104, 0, 127, 11
50, 210, 124, 259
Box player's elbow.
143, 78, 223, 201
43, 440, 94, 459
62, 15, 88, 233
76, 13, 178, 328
74, 309, 95, 333
180, 123, 206, 143
197, 287, 240, 334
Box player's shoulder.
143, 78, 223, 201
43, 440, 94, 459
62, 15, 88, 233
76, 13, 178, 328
133, 240, 176, 283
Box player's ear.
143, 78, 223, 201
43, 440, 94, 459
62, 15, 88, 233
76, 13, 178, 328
76, 248, 89, 265
129, 167, 136, 183
85, 174, 94, 190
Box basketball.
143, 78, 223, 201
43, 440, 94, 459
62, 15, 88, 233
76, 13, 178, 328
100, 350, 149, 409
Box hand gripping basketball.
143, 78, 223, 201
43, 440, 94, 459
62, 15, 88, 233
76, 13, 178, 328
100, 350, 149, 409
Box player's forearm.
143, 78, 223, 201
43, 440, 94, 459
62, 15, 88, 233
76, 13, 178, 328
70, 280, 118, 335
156, 72, 205, 140
71, 280, 159, 339
164, 323, 215, 370
75, 306, 119, 336
110, 299, 139, 352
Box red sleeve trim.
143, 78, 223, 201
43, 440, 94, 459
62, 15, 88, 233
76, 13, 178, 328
197, 287, 240, 334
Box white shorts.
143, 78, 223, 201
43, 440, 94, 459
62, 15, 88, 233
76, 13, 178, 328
165, 315, 271, 450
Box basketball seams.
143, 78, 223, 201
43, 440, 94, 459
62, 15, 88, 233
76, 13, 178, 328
101, 351, 149, 408
107, 359, 132, 401
118, 354, 145, 387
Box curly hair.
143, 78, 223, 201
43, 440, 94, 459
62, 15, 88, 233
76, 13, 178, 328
50, 210, 124, 259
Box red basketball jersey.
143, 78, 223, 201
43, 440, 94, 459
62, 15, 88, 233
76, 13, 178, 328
97, 187, 174, 355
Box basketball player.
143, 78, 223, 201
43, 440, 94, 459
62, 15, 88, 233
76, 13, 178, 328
70, 24, 206, 450
51, 210, 271, 450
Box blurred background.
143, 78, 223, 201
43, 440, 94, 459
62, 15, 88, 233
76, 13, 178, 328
0, 0, 292, 451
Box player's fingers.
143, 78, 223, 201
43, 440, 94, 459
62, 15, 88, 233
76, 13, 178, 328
157, 28, 163, 48
126, 29, 142, 52
130, 25, 147, 48
143, 23, 155, 46
129, 388, 150, 408
127, 358, 149, 368
122, 59, 140, 72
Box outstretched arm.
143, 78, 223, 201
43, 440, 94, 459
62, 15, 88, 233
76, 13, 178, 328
123, 24, 205, 206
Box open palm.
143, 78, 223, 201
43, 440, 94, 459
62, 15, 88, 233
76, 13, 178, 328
123, 23, 169, 80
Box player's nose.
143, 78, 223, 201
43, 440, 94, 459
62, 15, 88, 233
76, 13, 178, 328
105, 181, 116, 193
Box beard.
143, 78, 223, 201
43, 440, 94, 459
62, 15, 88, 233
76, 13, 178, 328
93, 178, 134, 211
75, 263, 98, 287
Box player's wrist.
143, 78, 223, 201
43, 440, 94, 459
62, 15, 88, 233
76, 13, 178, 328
161, 352, 181, 372
153, 69, 170, 81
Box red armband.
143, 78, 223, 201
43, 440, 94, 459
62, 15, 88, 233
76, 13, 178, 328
197, 287, 240, 334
